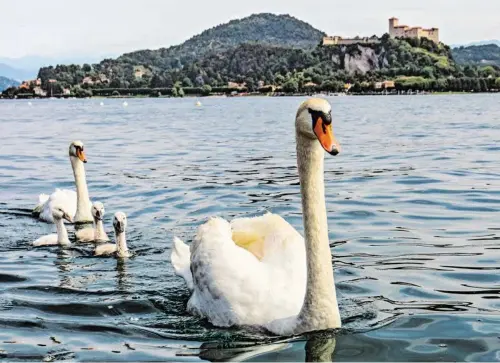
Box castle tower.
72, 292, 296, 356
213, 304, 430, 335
389, 17, 399, 37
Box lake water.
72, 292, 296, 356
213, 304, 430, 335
0, 94, 499, 362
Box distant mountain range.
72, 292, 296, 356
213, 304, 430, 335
452, 40, 500, 48
0, 54, 117, 81
0, 76, 20, 91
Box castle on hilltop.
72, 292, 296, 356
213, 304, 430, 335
322, 17, 439, 46
389, 17, 439, 43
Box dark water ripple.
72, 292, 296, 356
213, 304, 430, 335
0, 95, 499, 361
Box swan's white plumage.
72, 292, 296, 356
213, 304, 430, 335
32, 205, 72, 247
94, 243, 117, 256
172, 213, 307, 332
33, 140, 93, 224
76, 202, 110, 243
32, 234, 59, 246
171, 237, 193, 291
94, 211, 130, 258
34, 188, 78, 223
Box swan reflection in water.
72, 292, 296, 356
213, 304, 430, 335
116, 258, 132, 293
198, 332, 337, 362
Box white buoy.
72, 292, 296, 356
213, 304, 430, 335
123, 101, 128, 107
100, 101, 104, 106
196, 101, 202, 107
28, 102, 32, 106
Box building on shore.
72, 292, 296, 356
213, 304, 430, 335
322, 17, 439, 46
322, 35, 380, 46
389, 17, 439, 43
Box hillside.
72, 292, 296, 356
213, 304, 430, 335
115, 13, 324, 71
155, 35, 461, 90
35, 33, 475, 92
0, 76, 20, 91
452, 44, 500, 66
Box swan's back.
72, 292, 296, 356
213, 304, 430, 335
184, 214, 307, 328
230, 212, 305, 263
34, 189, 77, 223
32, 234, 58, 246
94, 243, 117, 256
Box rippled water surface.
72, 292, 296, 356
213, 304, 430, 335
0, 95, 499, 361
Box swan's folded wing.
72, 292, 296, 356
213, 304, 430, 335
171, 237, 194, 291
33, 234, 58, 246
48, 189, 77, 211
36, 189, 77, 223
33, 193, 50, 215
230, 212, 303, 261
95, 243, 117, 256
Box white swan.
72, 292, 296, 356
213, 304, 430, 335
171, 98, 342, 335
32, 205, 73, 247
76, 202, 110, 242
32, 141, 93, 224
94, 212, 131, 258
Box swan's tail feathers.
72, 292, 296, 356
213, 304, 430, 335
32, 193, 49, 216
171, 237, 193, 291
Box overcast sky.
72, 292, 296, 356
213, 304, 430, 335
1, 0, 499, 58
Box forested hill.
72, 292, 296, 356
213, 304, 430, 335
118, 13, 325, 69
452, 44, 500, 66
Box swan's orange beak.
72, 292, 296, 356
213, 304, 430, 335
76, 149, 87, 163
313, 117, 340, 156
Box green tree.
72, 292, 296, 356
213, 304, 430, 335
201, 84, 212, 95
479, 66, 496, 78
183, 77, 193, 87
480, 78, 488, 92
282, 79, 299, 93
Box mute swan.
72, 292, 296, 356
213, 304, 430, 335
32, 206, 73, 246
76, 202, 110, 242
94, 212, 131, 258
32, 141, 93, 224
171, 98, 342, 335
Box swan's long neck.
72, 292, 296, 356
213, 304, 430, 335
116, 231, 129, 258
55, 218, 70, 245
70, 157, 92, 223
296, 133, 341, 332
94, 219, 107, 241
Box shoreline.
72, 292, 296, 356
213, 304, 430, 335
1, 90, 499, 100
